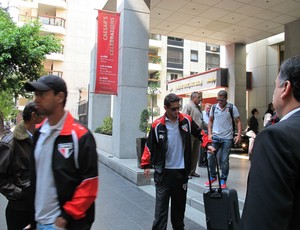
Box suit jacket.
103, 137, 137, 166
239, 110, 300, 230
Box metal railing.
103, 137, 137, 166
18, 15, 66, 28
39, 15, 66, 28
45, 70, 63, 77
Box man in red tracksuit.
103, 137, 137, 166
25, 75, 98, 230
141, 93, 214, 230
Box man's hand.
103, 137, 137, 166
234, 135, 241, 145
144, 168, 151, 178
55, 216, 67, 230
23, 224, 34, 230
207, 145, 216, 154
208, 134, 212, 141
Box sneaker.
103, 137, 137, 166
204, 177, 217, 187
220, 180, 227, 189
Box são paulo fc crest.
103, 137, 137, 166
181, 124, 188, 132
58, 143, 74, 158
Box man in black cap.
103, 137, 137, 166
0, 101, 44, 230
24, 75, 99, 230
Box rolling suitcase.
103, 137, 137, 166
203, 152, 240, 230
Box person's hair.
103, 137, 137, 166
190, 91, 199, 100
267, 102, 273, 110
164, 93, 180, 107
265, 102, 274, 115
278, 55, 300, 102
251, 108, 258, 115
23, 101, 38, 121
54, 90, 67, 107
218, 90, 227, 98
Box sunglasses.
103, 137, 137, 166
170, 106, 181, 111
217, 98, 227, 101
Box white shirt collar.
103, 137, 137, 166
40, 111, 68, 133
280, 107, 300, 122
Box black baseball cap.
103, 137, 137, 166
25, 75, 68, 97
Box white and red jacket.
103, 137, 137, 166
141, 112, 210, 176
30, 112, 98, 229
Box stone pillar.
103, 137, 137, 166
88, 44, 112, 132
285, 18, 300, 60
112, 0, 150, 158
225, 43, 247, 127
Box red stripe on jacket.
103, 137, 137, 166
63, 177, 99, 220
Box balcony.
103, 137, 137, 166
36, 0, 67, 9
39, 15, 66, 35
148, 55, 161, 72
18, 14, 36, 23
44, 70, 63, 77
46, 45, 64, 62
18, 14, 66, 35
149, 38, 162, 48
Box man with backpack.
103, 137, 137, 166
205, 90, 242, 189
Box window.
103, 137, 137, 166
206, 53, 220, 70
167, 36, 184, 46
171, 73, 178, 80
205, 43, 220, 70
191, 50, 198, 62
167, 47, 183, 69
167, 70, 183, 81
190, 71, 198, 75
206, 43, 220, 53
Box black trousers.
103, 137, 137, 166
198, 147, 207, 167
152, 169, 188, 230
6, 201, 30, 230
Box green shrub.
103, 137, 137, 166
139, 108, 150, 137
95, 116, 113, 135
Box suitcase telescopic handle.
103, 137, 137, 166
205, 150, 222, 193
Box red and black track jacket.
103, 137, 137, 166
140, 112, 210, 176
30, 112, 98, 229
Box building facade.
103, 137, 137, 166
1, 0, 100, 125
2, 0, 298, 160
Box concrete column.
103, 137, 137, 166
225, 43, 247, 127
112, 0, 150, 158
88, 45, 112, 132
285, 18, 300, 60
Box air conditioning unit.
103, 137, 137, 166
210, 46, 217, 52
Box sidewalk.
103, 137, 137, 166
0, 162, 204, 230
0, 150, 249, 230
93, 162, 205, 230
98, 149, 251, 229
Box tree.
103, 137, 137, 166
0, 8, 61, 95
148, 81, 160, 123
0, 90, 17, 136
139, 108, 150, 138
0, 8, 61, 134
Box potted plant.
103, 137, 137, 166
94, 116, 113, 135
136, 108, 150, 168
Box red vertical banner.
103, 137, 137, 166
95, 10, 120, 95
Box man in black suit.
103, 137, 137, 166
239, 55, 300, 230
